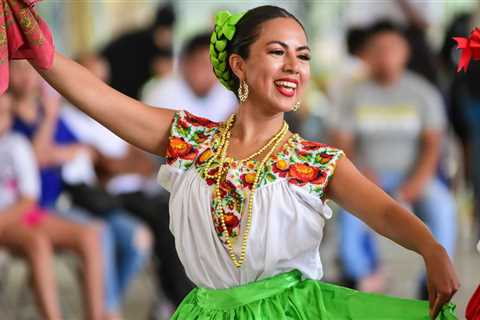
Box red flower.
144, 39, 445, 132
240, 173, 256, 189
213, 212, 240, 236
272, 159, 289, 177
317, 152, 334, 165
184, 112, 218, 128
301, 140, 327, 150
223, 213, 240, 234
197, 149, 214, 165
219, 179, 236, 197
178, 117, 190, 129
166, 137, 197, 163
288, 163, 327, 186
205, 166, 220, 185
196, 132, 209, 143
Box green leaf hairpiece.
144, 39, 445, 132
210, 10, 245, 91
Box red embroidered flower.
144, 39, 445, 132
213, 212, 240, 236
288, 163, 327, 186
205, 166, 220, 185
240, 173, 256, 189
196, 132, 209, 143
178, 117, 190, 129
166, 137, 197, 163
301, 140, 327, 150
223, 213, 240, 234
184, 112, 217, 128
219, 179, 236, 197
317, 152, 334, 165
272, 159, 289, 177
197, 149, 214, 165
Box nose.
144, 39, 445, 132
282, 51, 300, 74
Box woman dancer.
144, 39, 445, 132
30, 5, 458, 319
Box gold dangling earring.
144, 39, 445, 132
292, 101, 300, 112
238, 80, 249, 103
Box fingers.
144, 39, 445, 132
430, 294, 441, 319
429, 288, 459, 320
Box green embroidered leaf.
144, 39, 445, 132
266, 173, 276, 182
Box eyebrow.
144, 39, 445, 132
266, 40, 310, 52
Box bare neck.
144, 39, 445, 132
231, 103, 286, 144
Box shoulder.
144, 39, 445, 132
271, 136, 344, 191
166, 110, 221, 165
402, 72, 440, 96
294, 137, 344, 162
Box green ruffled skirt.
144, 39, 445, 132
172, 270, 456, 319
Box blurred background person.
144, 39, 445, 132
142, 32, 237, 122
101, 3, 175, 99
3, 70, 105, 319
331, 21, 457, 297
10, 60, 150, 320
61, 52, 191, 320
441, 4, 480, 245
344, 0, 441, 86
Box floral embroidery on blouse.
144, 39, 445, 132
166, 111, 344, 245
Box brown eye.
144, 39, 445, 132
270, 50, 284, 56
299, 54, 310, 61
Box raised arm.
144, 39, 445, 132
327, 156, 459, 319
32, 51, 175, 156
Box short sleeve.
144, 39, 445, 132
11, 134, 40, 200
282, 139, 344, 218
165, 110, 220, 170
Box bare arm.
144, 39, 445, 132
327, 157, 459, 318
32, 51, 175, 156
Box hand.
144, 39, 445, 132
397, 178, 425, 203
423, 244, 460, 319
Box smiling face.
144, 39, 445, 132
230, 17, 310, 114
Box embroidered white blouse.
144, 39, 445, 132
157, 111, 344, 289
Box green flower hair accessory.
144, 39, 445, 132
210, 10, 245, 91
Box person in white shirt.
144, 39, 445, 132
142, 32, 237, 122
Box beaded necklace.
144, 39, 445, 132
202, 114, 289, 268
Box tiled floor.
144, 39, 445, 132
0, 213, 478, 320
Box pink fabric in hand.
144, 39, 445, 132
0, 0, 54, 94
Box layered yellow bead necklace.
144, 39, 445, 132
203, 114, 289, 268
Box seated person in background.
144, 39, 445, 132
0, 91, 104, 320
330, 21, 456, 297
65, 53, 188, 318
10, 60, 151, 320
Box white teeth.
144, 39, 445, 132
274, 81, 297, 89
